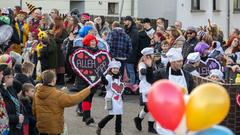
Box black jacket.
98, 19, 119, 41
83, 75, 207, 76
0, 86, 25, 135
182, 37, 199, 60
146, 66, 195, 93
125, 24, 139, 63
15, 73, 35, 86
138, 30, 151, 59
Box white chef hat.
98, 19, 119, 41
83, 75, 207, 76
166, 48, 183, 62
108, 60, 121, 69
187, 52, 200, 63
141, 47, 154, 56
209, 69, 224, 80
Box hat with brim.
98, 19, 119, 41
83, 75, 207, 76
26, 2, 42, 15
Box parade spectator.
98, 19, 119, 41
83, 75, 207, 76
123, 16, 139, 85
26, 2, 42, 38
137, 22, 151, 59
182, 26, 199, 60
15, 61, 35, 85
33, 70, 92, 135
66, 16, 80, 34
52, 16, 68, 85
156, 18, 165, 28
208, 69, 224, 82
1, 67, 26, 135
142, 18, 155, 39
15, 10, 29, 49
20, 83, 38, 135
94, 16, 110, 37
151, 32, 166, 53
39, 13, 53, 31
106, 21, 132, 75
160, 40, 170, 67
79, 13, 90, 28
170, 28, 186, 48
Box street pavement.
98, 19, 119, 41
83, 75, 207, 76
64, 93, 157, 135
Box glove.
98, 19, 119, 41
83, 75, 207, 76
100, 72, 108, 85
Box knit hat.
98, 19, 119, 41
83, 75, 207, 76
166, 48, 183, 62
79, 25, 93, 38
194, 42, 209, 56
124, 16, 133, 22
82, 34, 98, 46
0, 54, 12, 66
141, 47, 154, 56
25, 2, 42, 15
109, 60, 121, 69
187, 52, 200, 63
210, 69, 223, 80
187, 26, 197, 32
142, 18, 151, 24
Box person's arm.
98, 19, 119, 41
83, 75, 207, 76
106, 32, 113, 47
59, 86, 91, 108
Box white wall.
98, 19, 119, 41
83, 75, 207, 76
177, 0, 240, 39
84, 0, 132, 17
0, 0, 70, 14
136, 0, 177, 24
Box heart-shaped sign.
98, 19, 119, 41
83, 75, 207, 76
111, 82, 125, 94
236, 93, 240, 107
70, 48, 111, 86
197, 58, 221, 77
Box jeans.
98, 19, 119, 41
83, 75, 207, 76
126, 63, 136, 84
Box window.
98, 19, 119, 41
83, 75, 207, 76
213, 0, 220, 11
213, 0, 217, 10
108, 3, 119, 15
191, 0, 200, 10
234, 0, 240, 12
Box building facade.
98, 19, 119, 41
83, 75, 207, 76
177, 0, 240, 38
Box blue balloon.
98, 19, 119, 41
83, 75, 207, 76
195, 125, 234, 135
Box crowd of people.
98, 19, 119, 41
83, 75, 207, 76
0, 2, 239, 135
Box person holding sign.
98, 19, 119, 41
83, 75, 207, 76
74, 34, 100, 125
96, 60, 124, 135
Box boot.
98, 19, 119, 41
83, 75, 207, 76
148, 121, 157, 134
115, 132, 123, 135
85, 117, 95, 125
133, 116, 143, 131
96, 127, 101, 135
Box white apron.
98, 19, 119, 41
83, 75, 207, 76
105, 75, 124, 115
168, 68, 188, 94
138, 62, 151, 103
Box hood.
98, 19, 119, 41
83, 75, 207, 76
36, 85, 55, 99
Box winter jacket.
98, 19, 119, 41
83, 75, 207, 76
54, 30, 68, 68
15, 73, 35, 86
172, 35, 186, 48
182, 37, 199, 59
125, 24, 139, 63
20, 96, 38, 135
106, 27, 132, 59
96, 22, 111, 36
0, 86, 26, 135
33, 85, 91, 134
138, 30, 151, 59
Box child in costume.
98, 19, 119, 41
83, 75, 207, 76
97, 60, 124, 135
133, 47, 157, 134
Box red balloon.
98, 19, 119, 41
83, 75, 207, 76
147, 80, 185, 131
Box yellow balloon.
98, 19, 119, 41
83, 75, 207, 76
186, 83, 230, 131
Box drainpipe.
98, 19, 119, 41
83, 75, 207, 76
131, 0, 134, 16
119, 0, 124, 22
227, 0, 230, 37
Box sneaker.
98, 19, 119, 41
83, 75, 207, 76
85, 117, 95, 125
96, 127, 101, 135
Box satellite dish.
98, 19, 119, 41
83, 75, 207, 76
0, 25, 13, 45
